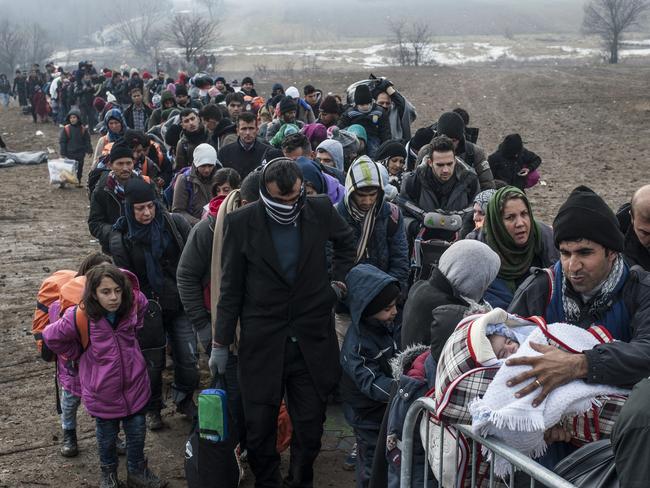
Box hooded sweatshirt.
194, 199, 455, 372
340, 264, 399, 425
59, 108, 92, 158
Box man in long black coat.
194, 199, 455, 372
213, 158, 356, 488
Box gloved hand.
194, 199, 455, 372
196, 323, 212, 352
209, 344, 229, 377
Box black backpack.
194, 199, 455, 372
184, 376, 240, 488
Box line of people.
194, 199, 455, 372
32, 64, 650, 488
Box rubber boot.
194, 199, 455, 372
60, 429, 79, 458
126, 459, 168, 488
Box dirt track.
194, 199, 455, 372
1, 64, 649, 487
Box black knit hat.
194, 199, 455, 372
354, 84, 373, 105
376, 140, 407, 161
175, 85, 188, 97
553, 186, 625, 251
437, 111, 465, 141
501, 133, 523, 160
363, 282, 400, 317
242, 76, 254, 85
411, 127, 434, 152
279, 96, 297, 114
124, 177, 155, 205
109, 141, 133, 163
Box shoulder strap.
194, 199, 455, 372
74, 305, 90, 350
64, 125, 70, 139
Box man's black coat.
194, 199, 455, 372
215, 195, 356, 404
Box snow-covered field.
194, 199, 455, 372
50, 35, 650, 71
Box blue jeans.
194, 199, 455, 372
95, 412, 146, 471
61, 388, 81, 430
0, 93, 9, 108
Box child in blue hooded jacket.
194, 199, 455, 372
340, 263, 400, 488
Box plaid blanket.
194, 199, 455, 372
425, 309, 628, 487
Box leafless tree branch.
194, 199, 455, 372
582, 0, 650, 63
166, 13, 220, 63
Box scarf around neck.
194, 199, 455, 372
484, 186, 542, 285
344, 156, 384, 262
562, 253, 626, 325
259, 160, 306, 225
113, 200, 171, 296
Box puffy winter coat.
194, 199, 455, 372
43, 291, 150, 419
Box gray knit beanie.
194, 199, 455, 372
438, 240, 501, 301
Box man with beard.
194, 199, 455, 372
212, 158, 356, 488
265, 96, 305, 142
218, 112, 282, 179
431, 111, 495, 190
88, 142, 155, 253
175, 109, 211, 170
400, 135, 479, 239
172, 143, 221, 226
507, 186, 650, 485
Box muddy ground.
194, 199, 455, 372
1, 64, 649, 488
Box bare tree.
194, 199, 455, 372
196, 0, 223, 20
582, 0, 650, 64
387, 19, 411, 67
0, 20, 25, 75
387, 19, 431, 66
407, 21, 431, 67
167, 13, 219, 63
112, 0, 169, 59
23, 23, 53, 67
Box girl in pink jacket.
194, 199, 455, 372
43, 264, 166, 488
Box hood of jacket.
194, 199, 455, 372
65, 108, 83, 125
346, 263, 398, 328
213, 118, 236, 138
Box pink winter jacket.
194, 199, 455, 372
48, 300, 82, 397
43, 291, 150, 419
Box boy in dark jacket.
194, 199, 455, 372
340, 264, 400, 488
59, 108, 92, 186
339, 85, 390, 159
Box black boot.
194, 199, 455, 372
126, 459, 167, 488
99, 464, 121, 488
60, 429, 79, 458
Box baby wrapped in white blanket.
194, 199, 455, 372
469, 320, 629, 477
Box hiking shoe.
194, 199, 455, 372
342, 442, 357, 471
176, 397, 197, 419
100, 464, 121, 488
146, 411, 165, 431
60, 428, 78, 457
126, 460, 168, 488
116, 434, 126, 455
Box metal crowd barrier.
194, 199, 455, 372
400, 397, 577, 488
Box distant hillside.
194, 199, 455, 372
220, 0, 586, 43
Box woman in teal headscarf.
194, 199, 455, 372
468, 186, 559, 309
